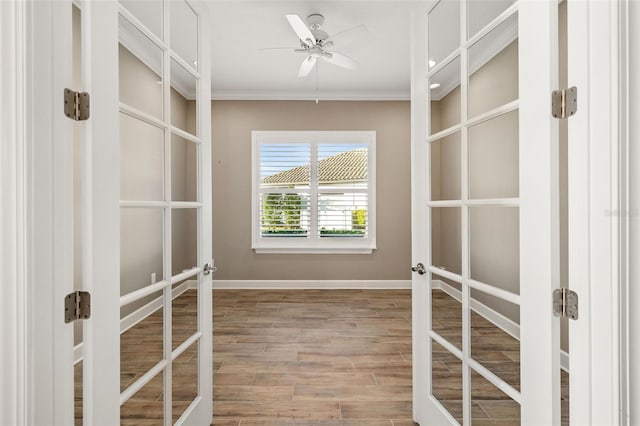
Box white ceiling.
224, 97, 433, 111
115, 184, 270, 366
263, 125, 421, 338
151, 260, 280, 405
206, 2, 421, 100
119, 0, 516, 102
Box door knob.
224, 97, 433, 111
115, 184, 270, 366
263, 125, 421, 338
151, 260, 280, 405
411, 263, 426, 275
203, 263, 216, 275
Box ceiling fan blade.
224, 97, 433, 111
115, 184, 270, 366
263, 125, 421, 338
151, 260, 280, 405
286, 14, 316, 47
257, 47, 298, 51
325, 24, 368, 47
321, 52, 359, 70
298, 56, 318, 77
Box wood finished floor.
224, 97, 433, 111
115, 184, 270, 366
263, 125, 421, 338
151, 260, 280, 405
75, 288, 569, 425
213, 289, 414, 425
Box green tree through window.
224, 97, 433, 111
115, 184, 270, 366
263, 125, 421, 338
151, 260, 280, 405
262, 193, 305, 235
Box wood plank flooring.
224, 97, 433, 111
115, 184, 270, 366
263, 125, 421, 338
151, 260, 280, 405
213, 289, 414, 425
75, 288, 569, 425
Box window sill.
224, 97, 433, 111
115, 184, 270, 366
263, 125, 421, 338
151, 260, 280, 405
253, 247, 376, 255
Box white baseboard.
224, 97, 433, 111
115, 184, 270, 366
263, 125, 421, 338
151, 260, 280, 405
432, 280, 570, 373
73, 280, 196, 365
212, 280, 412, 290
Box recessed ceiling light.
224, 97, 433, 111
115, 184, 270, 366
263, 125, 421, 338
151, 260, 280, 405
430, 83, 441, 89
429, 59, 436, 68
193, 60, 198, 66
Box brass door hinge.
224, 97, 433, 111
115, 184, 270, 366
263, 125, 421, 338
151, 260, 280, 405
64, 88, 90, 121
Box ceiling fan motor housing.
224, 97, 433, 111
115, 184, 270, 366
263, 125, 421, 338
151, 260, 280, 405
307, 14, 329, 43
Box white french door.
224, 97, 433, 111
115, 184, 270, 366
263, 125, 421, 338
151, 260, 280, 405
75, 0, 213, 424
411, 1, 561, 424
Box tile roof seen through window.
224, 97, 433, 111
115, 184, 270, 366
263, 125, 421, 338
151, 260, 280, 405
262, 149, 368, 186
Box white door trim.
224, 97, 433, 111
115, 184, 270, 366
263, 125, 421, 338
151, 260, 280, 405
567, 0, 625, 424
2, 1, 76, 424
0, 1, 28, 424
626, 2, 639, 423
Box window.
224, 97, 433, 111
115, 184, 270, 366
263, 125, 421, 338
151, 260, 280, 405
252, 131, 376, 254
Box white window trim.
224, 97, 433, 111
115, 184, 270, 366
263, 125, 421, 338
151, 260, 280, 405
251, 130, 376, 254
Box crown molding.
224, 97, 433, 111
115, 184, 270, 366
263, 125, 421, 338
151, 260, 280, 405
210, 90, 410, 101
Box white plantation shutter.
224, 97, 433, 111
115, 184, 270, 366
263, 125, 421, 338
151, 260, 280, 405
252, 131, 376, 253
259, 143, 311, 237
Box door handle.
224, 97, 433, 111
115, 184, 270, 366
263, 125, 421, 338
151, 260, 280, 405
411, 263, 426, 275
203, 263, 216, 275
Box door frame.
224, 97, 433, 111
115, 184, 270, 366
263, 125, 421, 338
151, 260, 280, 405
567, 0, 631, 423
627, 2, 640, 423
1, 0, 76, 424
0, 1, 30, 424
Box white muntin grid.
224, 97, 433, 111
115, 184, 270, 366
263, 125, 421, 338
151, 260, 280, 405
425, 1, 521, 425
116, 2, 206, 425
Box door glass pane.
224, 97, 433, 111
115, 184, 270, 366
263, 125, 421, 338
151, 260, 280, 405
468, 12, 519, 118
120, 0, 162, 40
172, 342, 199, 421
468, 110, 519, 199
121, 372, 165, 425
468, 0, 516, 40
470, 287, 520, 391
121, 208, 164, 297
172, 280, 198, 349
172, 208, 198, 276
431, 340, 462, 423
471, 369, 520, 424
171, 133, 198, 202
430, 56, 461, 135
120, 290, 164, 392
171, 58, 197, 135
430, 131, 461, 201
119, 15, 163, 120
169, 0, 198, 68
428, 0, 460, 66
469, 206, 519, 295
120, 114, 165, 201
431, 207, 462, 276
431, 274, 462, 351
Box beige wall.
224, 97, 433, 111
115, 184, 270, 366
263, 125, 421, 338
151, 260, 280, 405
211, 100, 412, 280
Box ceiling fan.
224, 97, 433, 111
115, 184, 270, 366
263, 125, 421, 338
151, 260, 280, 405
263, 14, 368, 78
